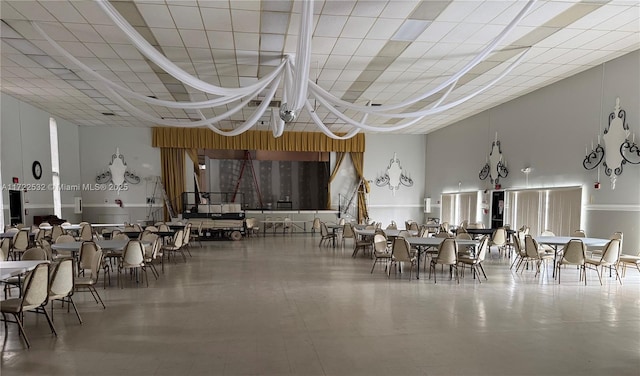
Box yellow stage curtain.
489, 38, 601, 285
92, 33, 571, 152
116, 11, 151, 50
160, 148, 185, 221
152, 128, 365, 153
349, 152, 370, 223
327, 152, 345, 209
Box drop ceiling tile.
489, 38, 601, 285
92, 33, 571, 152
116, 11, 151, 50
56, 41, 94, 58
354, 39, 386, 57
137, 4, 174, 28
8, 1, 56, 21
179, 29, 209, 48
110, 44, 144, 60
311, 37, 338, 55
332, 38, 362, 56
234, 32, 259, 51
93, 25, 131, 44
150, 28, 184, 47
260, 33, 285, 52
83, 43, 120, 59
315, 15, 348, 38
168, 5, 204, 30
200, 7, 232, 31
206, 31, 235, 50
261, 11, 290, 34
351, 1, 388, 17
340, 17, 376, 39
39, 0, 85, 23
231, 10, 260, 33
367, 18, 404, 40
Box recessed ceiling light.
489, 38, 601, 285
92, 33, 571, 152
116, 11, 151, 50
391, 19, 431, 42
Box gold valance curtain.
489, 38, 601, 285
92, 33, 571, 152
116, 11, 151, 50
160, 148, 185, 221
152, 128, 365, 153
326, 152, 345, 209
350, 152, 370, 224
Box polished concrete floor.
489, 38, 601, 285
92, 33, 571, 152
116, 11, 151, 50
1, 234, 639, 375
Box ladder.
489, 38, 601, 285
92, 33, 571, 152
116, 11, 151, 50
342, 178, 365, 216
231, 150, 263, 208
147, 177, 176, 220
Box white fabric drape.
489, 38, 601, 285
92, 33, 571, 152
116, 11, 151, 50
506, 187, 581, 236
441, 192, 478, 225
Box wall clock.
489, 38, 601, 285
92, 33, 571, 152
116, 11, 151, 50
32, 161, 42, 180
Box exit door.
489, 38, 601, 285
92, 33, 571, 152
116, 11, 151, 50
491, 191, 504, 229
9, 190, 23, 226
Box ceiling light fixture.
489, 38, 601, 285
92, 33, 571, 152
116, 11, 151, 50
391, 19, 431, 42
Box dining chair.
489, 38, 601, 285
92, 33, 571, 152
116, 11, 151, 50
157, 223, 170, 232
458, 236, 489, 282
389, 237, 416, 279
118, 240, 148, 288
1, 262, 57, 348
20, 247, 48, 261
523, 235, 554, 277
143, 237, 162, 279
556, 239, 586, 285
429, 238, 459, 284
370, 233, 391, 273
11, 230, 29, 260
619, 250, 640, 278
510, 233, 527, 271
571, 229, 586, 237
585, 239, 621, 285
51, 225, 65, 241
341, 223, 355, 247
75, 250, 107, 308
590, 232, 623, 258
490, 227, 508, 257
319, 222, 335, 247
78, 241, 100, 277
182, 223, 193, 257
48, 257, 82, 324
386, 221, 397, 230
163, 229, 186, 263
311, 218, 321, 235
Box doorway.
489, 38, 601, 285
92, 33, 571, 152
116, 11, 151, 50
9, 190, 23, 226
491, 191, 504, 229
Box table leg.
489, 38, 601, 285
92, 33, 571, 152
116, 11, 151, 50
416, 248, 422, 279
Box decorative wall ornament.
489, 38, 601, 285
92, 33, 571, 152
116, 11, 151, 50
96, 148, 140, 191
479, 133, 509, 187
583, 97, 639, 189
375, 153, 413, 195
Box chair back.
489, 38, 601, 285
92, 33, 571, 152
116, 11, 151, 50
35, 228, 46, 243
133, 224, 143, 232
158, 224, 170, 232
39, 239, 54, 260
90, 250, 104, 282
173, 229, 185, 248
373, 234, 388, 253
435, 231, 451, 239
571, 230, 586, 237
386, 222, 397, 230
312, 218, 321, 231
320, 222, 329, 237
21, 247, 48, 260
80, 224, 94, 241
112, 233, 130, 241
457, 226, 468, 234
79, 241, 100, 272
55, 234, 76, 244
342, 223, 355, 238
141, 232, 159, 243
39, 222, 51, 228
492, 228, 507, 246
51, 225, 65, 240
456, 233, 472, 240
476, 236, 490, 262
440, 222, 450, 233
145, 225, 159, 232
391, 237, 412, 263
122, 240, 144, 266
562, 239, 586, 265
397, 230, 410, 239
148, 238, 161, 260
524, 235, 541, 259
21, 263, 50, 309
599, 239, 621, 265
609, 232, 623, 250
49, 258, 74, 297
338, 218, 346, 226
183, 223, 192, 245
1, 238, 10, 260
513, 234, 526, 257
409, 222, 419, 231
13, 230, 29, 251
435, 238, 458, 265
541, 230, 555, 236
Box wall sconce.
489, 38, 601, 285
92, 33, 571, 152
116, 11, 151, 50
96, 147, 141, 192
375, 152, 413, 195
479, 133, 509, 187
583, 97, 640, 189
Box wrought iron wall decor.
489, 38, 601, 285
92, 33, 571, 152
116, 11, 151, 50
479, 133, 509, 186
96, 148, 141, 190
375, 153, 413, 195
583, 97, 639, 189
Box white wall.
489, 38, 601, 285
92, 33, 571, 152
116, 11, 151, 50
1, 93, 81, 226
78, 127, 162, 224
425, 50, 640, 253
329, 134, 428, 227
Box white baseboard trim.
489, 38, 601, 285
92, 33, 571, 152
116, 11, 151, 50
82, 203, 163, 208
368, 204, 423, 208
585, 204, 640, 212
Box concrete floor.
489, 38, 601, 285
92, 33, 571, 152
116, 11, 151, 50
2, 234, 639, 375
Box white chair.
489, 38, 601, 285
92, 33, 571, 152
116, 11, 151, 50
163, 229, 186, 263
585, 239, 621, 285
75, 250, 106, 308
370, 233, 391, 273
1, 262, 56, 348
429, 238, 459, 283
389, 237, 416, 280
556, 239, 586, 285
523, 235, 554, 277
48, 257, 82, 323
318, 222, 336, 247
118, 240, 148, 288
458, 236, 489, 282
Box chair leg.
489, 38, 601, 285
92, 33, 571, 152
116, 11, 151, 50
13, 313, 31, 348
68, 296, 82, 324
42, 306, 58, 336
91, 286, 106, 309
